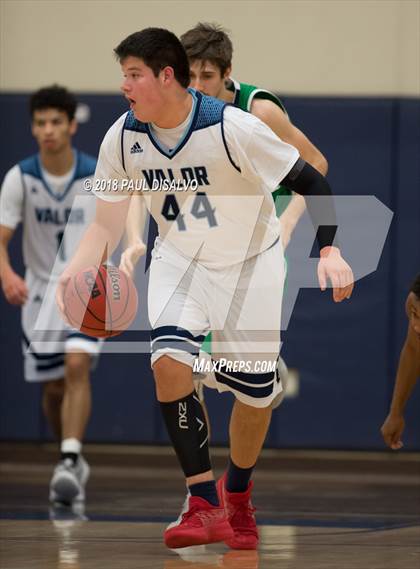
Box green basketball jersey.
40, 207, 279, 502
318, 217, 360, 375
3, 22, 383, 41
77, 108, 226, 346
228, 79, 292, 217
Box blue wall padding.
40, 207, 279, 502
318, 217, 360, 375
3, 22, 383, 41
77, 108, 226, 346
0, 93, 418, 449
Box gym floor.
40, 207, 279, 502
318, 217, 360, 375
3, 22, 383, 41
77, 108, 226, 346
1, 443, 419, 568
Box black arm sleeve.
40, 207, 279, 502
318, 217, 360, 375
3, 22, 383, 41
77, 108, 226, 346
281, 158, 338, 251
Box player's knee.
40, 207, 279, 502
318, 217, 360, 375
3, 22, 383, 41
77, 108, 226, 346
153, 354, 183, 382
153, 354, 193, 400
235, 397, 273, 416
153, 355, 173, 377
65, 352, 91, 382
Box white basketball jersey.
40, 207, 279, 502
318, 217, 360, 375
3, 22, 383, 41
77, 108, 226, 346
96, 90, 299, 268
18, 151, 96, 280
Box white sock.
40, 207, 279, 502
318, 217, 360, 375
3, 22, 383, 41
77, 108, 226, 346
61, 438, 82, 455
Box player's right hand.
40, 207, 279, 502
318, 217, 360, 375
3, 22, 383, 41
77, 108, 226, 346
119, 240, 146, 279
381, 412, 404, 450
1, 270, 28, 305
318, 246, 354, 302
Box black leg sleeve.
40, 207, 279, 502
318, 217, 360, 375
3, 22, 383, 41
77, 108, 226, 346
160, 390, 211, 478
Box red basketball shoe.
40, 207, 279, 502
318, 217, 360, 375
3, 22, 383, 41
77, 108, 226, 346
217, 475, 259, 550
164, 495, 233, 549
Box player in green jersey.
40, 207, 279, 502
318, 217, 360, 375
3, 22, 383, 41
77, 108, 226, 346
181, 23, 328, 358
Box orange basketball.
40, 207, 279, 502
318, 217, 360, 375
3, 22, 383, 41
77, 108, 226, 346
63, 265, 138, 338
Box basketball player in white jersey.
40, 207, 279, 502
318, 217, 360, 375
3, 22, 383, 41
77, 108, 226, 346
120, 23, 329, 417
120, 24, 328, 277
0, 86, 99, 507
56, 29, 354, 549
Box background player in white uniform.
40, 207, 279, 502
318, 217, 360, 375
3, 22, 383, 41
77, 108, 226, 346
56, 29, 354, 549
0, 86, 99, 507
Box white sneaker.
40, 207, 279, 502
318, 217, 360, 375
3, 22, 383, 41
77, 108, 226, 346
49, 501, 87, 521
49, 456, 90, 505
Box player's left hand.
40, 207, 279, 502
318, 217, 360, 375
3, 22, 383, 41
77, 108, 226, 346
119, 240, 146, 279
318, 246, 354, 302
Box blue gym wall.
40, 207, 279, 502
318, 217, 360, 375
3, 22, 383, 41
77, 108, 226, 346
0, 93, 419, 450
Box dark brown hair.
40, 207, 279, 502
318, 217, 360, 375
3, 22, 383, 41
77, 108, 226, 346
115, 28, 190, 88
181, 22, 233, 76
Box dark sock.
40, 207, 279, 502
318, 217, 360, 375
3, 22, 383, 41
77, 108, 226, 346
189, 481, 219, 506
61, 452, 79, 465
226, 457, 255, 493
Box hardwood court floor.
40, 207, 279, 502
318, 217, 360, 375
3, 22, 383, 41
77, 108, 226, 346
0, 443, 419, 569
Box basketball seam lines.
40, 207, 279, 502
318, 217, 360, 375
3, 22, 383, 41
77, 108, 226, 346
96, 264, 114, 330
118, 268, 132, 323
73, 268, 107, 325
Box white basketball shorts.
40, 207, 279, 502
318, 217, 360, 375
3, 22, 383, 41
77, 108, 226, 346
22, 271, 102, 383
148, 237, 286, 408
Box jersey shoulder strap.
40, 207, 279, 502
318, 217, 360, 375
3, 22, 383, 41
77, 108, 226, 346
18, 154, 41, 179
19, 152, 96, 182
75, 151, 96, 179
232, 79, 288, 118
195, 92, 226, 129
